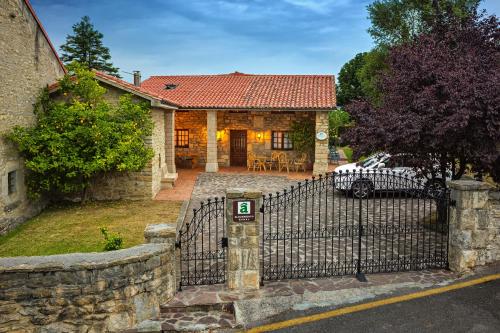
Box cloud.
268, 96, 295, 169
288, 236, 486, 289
282, 0, 352, 14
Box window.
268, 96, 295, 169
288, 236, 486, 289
272, 131, 293, 150
175, 129, 189, 148
7, 170, 17, 195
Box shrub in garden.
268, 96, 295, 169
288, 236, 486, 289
7, 62, 154, 201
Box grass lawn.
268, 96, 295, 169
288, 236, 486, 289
0, 200, 182, 257
341, 146, 354, 162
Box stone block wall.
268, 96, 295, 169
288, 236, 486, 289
175, 110, 315, 168
73, 84, 167, 201
0, 225, 177, 333
0, 0, 66, 235
448, 180, 500, 272
225, 188, 262, 290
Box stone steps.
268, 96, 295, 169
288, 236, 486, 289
124, 302, 240, 332
161, 173, 178, 189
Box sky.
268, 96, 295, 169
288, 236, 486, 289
32, 0, 500, 83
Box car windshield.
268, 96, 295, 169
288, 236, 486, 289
361, 155, 381, 168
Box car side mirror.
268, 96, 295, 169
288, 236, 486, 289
378, 163, 385, 169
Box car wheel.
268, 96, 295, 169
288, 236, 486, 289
351, 179, 373, 199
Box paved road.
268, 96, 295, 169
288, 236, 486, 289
269, 279, 500, 333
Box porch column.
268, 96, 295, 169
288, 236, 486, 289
205, 110, 219, 172
312, 111, 329, 176
165, 110, 176, 174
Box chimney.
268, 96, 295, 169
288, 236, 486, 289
133, 71, 141, 87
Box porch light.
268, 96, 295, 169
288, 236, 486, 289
256, 132, 262, 141
217, 130, 224, 141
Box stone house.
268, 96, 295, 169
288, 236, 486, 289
139, 73, 336, 175
48, 72, 335, 201
0, 0, 66, 235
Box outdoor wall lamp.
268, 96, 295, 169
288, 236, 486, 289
217, 130, 224, 141
256, 132, 262, 141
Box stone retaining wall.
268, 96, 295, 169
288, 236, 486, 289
0, 225, 177, 333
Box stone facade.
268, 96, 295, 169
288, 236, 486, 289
51, 82, 170, 201
0, 0, 66, 235
225, 188, 262, 290
312, 111, 329, 175
175, 110, 317, 168
0, 224, 177, 333
448, 180, 500, 272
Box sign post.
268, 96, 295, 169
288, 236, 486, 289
226, 188, 262, 290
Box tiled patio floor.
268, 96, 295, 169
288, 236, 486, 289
155, 163, 342, 202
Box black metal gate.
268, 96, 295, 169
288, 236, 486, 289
260, 170, 450, 283
176, 197, 226, 289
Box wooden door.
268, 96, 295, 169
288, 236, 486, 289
230, 130, 247, 166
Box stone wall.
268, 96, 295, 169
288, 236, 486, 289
0, 225, 177, 333
68, 84, 167, 201
0, 0, 66, 235
448, 180, 500, 272
175, 110, 316, 168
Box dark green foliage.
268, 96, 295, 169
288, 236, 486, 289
61, 16, 120, 77
7, 63, 154, 200
367, 0, 480, 46
289, 118, 315, 157
328, 109, 351, 145
100, 227, 123, 251
336, 52, 367, 106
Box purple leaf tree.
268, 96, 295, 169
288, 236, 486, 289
347, 13, 500, 181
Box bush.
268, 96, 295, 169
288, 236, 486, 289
100, 227, 123, 251
289, 118, 315, 157
7, 62, 154, 201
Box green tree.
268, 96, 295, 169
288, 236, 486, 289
328, 109, 351, 145
7, 63, 153, 201
61, 16, 120, 77
336, 52, 367, 106
367, 0, 480, 46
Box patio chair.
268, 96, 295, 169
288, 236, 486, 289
247, 152, 265, 171
277, 152, 291, 173
265, 152, 280, 171
293, 153, 308, 172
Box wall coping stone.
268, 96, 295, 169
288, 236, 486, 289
144, 223, 176, 240
227, 188, 261, 199
447, 179, 492, 191
0, 243, 168, 273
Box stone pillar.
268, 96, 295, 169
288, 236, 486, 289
448, 180, 494, 273
226, 188, 262, 290
206, 110, 219, 172
312, 111, 329, 176
165, 111, 176, 174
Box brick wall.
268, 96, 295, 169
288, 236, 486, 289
0, 0, 66, 235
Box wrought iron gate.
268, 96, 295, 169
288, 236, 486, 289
176, 197, 226, 289
260, 170, 450, 282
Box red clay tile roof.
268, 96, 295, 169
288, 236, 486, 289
140, 72, 336, 110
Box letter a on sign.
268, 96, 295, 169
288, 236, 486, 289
239, 202, 249, 214
233, 199, 256, 222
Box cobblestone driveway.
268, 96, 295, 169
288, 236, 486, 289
180, 172, 448, 285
